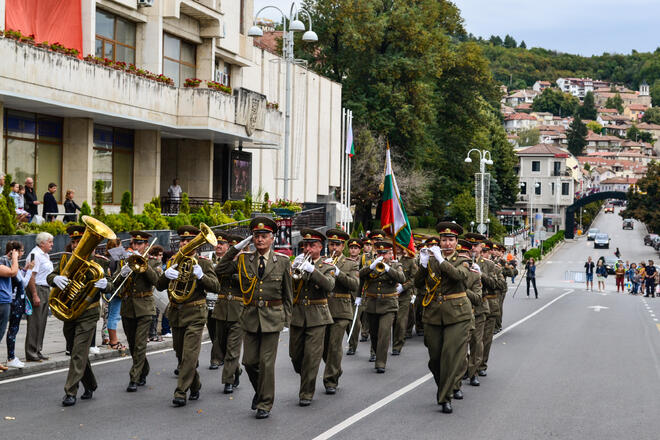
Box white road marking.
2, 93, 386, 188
588, 305, 609, 312
311, 289, 575, 440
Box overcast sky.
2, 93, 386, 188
254, 0, 659, 56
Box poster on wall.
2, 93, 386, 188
274, 217, 293, 256
230, 151, 252, 200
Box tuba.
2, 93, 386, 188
49, 216, 117, 321
167, 223, 217, 303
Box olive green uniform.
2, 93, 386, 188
120, 257, 159, 384
212, 266, 245, 385
359, 260, 406, 369
496, 258, 514, 331
156, 257, 219, 400
392, 255, 417, 353
47, 254, 113, 397
480, 259, 506, 373
207, 253, 223, 366
415, 252, 471, 404
467, 257, 493, 379
323, 255, 359, 389
216, 246, 292, 412
348, 252, 374, 350
454, 267, 481, 392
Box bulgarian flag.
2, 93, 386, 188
345, 117, 355, 157
381, 145, 415, 255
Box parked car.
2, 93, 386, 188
587, 228, 600, 240
604, 256, 619, 274
644, 234, 658, 246
622, 219, 634, 230
594, 233, 610, 249
604, 205, 614, 213
611, 200, 625, 206
653, 236, 660, 251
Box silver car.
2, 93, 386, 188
587, 228, 600, 241
594, 233, 610, 249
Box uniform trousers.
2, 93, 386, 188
206, 312, 223, 365
414, 294, 425, 334
323, 318, 350, 388
455, 328, 471, 392
392, 294, 410, 352
290, 324, 326, 400
468, 313, 487, 378
243, 330, 280, 411
406, 301, 415, 337
122, 315, 151, 383
496, 292, 506, 330
367, 311, 395, 369
424, 319, 471, 404
25, 285, 49, 359
216, 319, 243, 384
62, 307, 98, 396
480, 314, 497, 372
172, 319, 205, 399
347, 306, 366, 350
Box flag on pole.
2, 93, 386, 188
381, 144, 415, 255
345, 117, 354, 157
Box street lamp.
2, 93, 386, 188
470, 221, 475, 232
465, 149, 493, 234
248, 2, 318, 200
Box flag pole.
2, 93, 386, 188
340, 108, 346, 230
386, 140, 397, 261
347, 110, 353, 234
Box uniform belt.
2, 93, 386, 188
87, 302, 100, 310
365, 292, 399, 299
247, 299, 283, 307
217, 293, 244, 302
170, 299, 207, 309
434, 292, 467, 302
329, 293, 352, 299
294, 298, 328, 306
485, 294, 498, 299
130, 291, 153, 298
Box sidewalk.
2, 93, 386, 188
0, 313, 210, 381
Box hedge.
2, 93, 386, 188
523, 230, 565, 262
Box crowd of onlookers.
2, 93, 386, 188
585, 255, 658, 295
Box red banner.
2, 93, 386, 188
5, 0, 82, 53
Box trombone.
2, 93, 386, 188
292, 253, 313, 281
103, 238, 157, 303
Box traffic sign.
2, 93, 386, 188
477, 223, 487, 234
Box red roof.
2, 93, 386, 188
598, 108, 618, 114
505, 113, 537, 121
628, 104, 648, 111
600, 177, 638, 185
517, 144, 569, 157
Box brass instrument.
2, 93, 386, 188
292, 253, 313, 281
326, 251, 341, 266
167, 223, 217, 303
103, 238, 157, 303
49, 216, 117, 321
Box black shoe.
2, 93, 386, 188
375, 367, 385, 374
234, 369, 241, 388
137, 377, 146, 386
251, 394, 259, 410
405, 334, 412, 339
462, 373, 469, 380
209, 363, 219, 370
38, 353, 49, 360
224, 383, 234, 394
256, 409, 270, 419
478, 370, 487, 377
65, 351, 71, 356
470, 376, 480, 386
360, 336, 368, 342
391, 350, 400, 356
417, 330, 424, 336
189, 389, 200, 401
174, 368, 179, 376
172, 397, 186, 407
453, 390, 463, 400
325, 387, 336, 395
80, 388, 94, 400
441, 402, 453, 414
369, 354, 376, 362
346, 348, 356, 355
62, 395, 76, 406
126, 382, 138, 392
299, 399, 312, 407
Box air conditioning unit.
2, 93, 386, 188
137, 0, 154, 7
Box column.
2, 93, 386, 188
62, 118, 94, 205
0, 102, 4, 173
133, 130, 161, 212
136, 1, 163, 74
80, 0, 95, 58
173, 139, 213, 198
0, 0, 5, 32
196, 38, 215, 82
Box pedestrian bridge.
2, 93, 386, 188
565, 191, 627, 239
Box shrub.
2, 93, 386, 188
79, 201, 92, 222
233, 210, 247, 221
167, 213, 192, 231
102, 213, 144, 233
141, 202, 169, 229
3, 173, 12, 198
120, 191, 133, 216
221, 200, 232, 215
93, 180, 105, 217
17, 220, 67, 236
408, 215, 419, 230
523, 248, 541, 262
180, 193, 190, 215
244, 194, 252, 217
209, 203, 234, 226
352, 222, 365, 238
150, 196, 161, 209
0, 195, 16, 235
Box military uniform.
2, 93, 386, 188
207, 238, 229, 369
215, 217, 292, 419
479, 241, 506, 375
47, 224, 115, 406
414, 222, 471, 414
392, 253, 417, 354
322, 230, 359, 392
495, 246, 514, 332
347, 249, 374, 352
156, 225, 220, 406
359, 240, 405, 371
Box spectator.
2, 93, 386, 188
23, 177, 41, 220
628, 263, 639, 295
645, 260, 657, 298
615, 260, 625, 293
0, 173, 5, 193
25, 232, 54, 361
0, 240, 19, 371
63, 189, 81, 223
525, 257, 539, 299
614, 247, 621, 259
104, 238, 125, 350
584, 256, 595, 291
596, 260, 608, 292
42, 182, 58, 222
5, 241, 34, 368
148, 245, 165, 342
9, 182, 29, 223
167, 178, 182, 213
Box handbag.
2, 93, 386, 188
24, 295, 33, 316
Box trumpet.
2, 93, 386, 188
292, 253, 312, 281
103, 238, 157, 303
325, 251, 341, 266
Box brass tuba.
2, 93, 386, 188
167, 223, 217, 303
49, 216, 117, 321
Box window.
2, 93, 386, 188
214, 60, 231, 87
4, 110, 62, 201
551, 182, 555, 195
553, 161, 561, 176
520, 181, 527, 195
93, 125, 134, 203
95, 10, 136, 64
230, 150, 252, 199
535, 182, 541, 195
163, 33, 196, 87
562, 182, 570, 195
531, 161, 540, 172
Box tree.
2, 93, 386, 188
627, 125, 654, 143
532, 87, 578, 116
586, 121, 603, 133
93, 180, 105, 217
650, 79, 660, 107
621, 162, 660, 232
577, 91, 597, 120
605, 92, 624, 113
519, 40, 527, 49
517, 127, 540, 146
120, 191, 133, 216
642, 106, 660, 124
567, 116, 588, 156
489, 35, 502, 46
503, 34, 517, 49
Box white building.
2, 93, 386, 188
556, 77, 594, 99
504, 113, 538, 132
532, 81, 551, 92
600, 177, 638, 192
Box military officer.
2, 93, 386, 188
48, 224, 114, 406
118, 231, 159, 392
322, 229, 359, 394
414, 237, 441, 337
207, 232, 230, 369
493, 243, 513, 333
359, 240, 405, 373
156, 225, 220, 407
392, 248, 417, 355
215, 217, 292, 419
478, 240, 506, 377
414, 222, 471, 414
345, 238, 363, 355
213, 234, 245, 394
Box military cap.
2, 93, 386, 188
250, 216, 277, 233
66, 225, 85, 239
129, 230, 152, 243
215, 231, 229, 243
424, 236, 440, 246
300, 228, 326, 243
325, 228, 350, 243
227, 234, 243, 246
482, 240, 493, 251
436, 221, 463, 237
346, 238, 363, 248
457, 239, 473, 253
362, 237, 374, 245
374, 240, 393, 253
368, 229, 387, 240
463, 233, 486, 244
177, 225, 200, 239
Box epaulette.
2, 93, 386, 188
199, 255, 210, 260
274, 251, 289, 258
94, 254, 109, 261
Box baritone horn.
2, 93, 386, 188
103, 237, 157, 303
167, 223, 217, 303
292, 253, 312, 281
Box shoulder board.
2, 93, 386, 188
274, 252, 289, 258
462, 262, 470, 268
94, 254, 109, 261
199, 255, 210, 260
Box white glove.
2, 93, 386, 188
471, 263, 481, 274
165, 264, 179, 280
420, 250, 429, 268
383, 262, 391, 272
355, 297, 362, 306
120, 263, 132, 278
370, 256, 384, 270
292, 254, 305, 269
430, 246, 444, 264
94, 278, 108, 290
235, 235, 253, 251
410, 294, 416, 304
396, 283, 404, 294
53, 275, 69, 290
301, 260, 315, 273
334, 266, 340, 276
324, 257, 334, 264
193, 264, 204, 280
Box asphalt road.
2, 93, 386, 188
2, 208, 660, 440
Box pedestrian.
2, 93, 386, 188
167, 178, 182, 213
615, 260, 625, 293
9, 182, 29, 223
23, 177, 41, 220
42, 182, 58, 222
5, 241, 34, 368
105, 238, 125, 351
596, 260, 607, 292
25, 232, 54, 362
525, 257, 539, 298
584, 256, 595, 291
0, 173, 5, 194
63, 189, 82, 223
647, 261, 658, 298
628, 263, 639, 294
614, 247, 621, 259
0, 242, 20, 371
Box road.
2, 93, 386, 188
2, 208, 660, 439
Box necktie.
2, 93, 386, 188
258, 256, 265, 279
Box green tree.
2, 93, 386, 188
503, 34, 517, 49
605, 92, 624, 113
489, 35, 503, 46
180, 193, 190, 215
650, 79, 660, 107
93, 180, 105, 217
79, 201, 91, 222
642, 106, 660, 124
532, 88, 578, 116
120, 191, 133, 216
567, 116, 588, 156
577, 91, 597, 120
586, 121, 603, 133
519, 40, 527, 49
627, 125, 654, 143
621, 162, 660, 232
446, 189, 475, 229
517, 127, 540, 146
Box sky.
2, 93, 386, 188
253, 0, 660, 56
